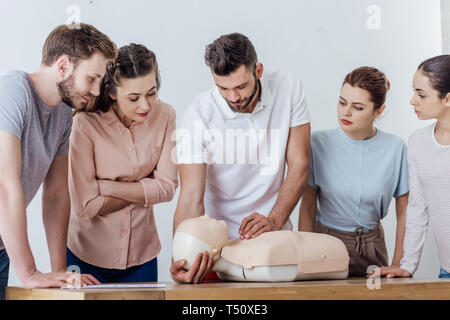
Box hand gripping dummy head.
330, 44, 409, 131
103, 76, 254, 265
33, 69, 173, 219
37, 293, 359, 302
172, 215, 228, 270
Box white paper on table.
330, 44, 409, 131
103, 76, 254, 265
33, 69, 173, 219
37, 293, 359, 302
61, 283, 167, 290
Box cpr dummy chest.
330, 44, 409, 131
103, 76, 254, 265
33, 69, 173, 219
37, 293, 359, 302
221, 231, 349, 274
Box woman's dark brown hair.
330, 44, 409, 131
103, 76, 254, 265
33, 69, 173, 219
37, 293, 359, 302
75, 43, 160, 115
343, 66, 390, 110
417, 54, 450, 99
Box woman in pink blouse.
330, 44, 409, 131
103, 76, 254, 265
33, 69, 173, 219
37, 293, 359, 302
66, 43, 178, 283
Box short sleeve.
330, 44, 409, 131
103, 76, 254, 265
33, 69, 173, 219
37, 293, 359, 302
290, 75, 311, 128
0, 75, 28, 140
56, 111, 73, 155
394, 142, 410, 198
176, 104, 210, 164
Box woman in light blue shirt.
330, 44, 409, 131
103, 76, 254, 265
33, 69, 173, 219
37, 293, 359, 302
299, 67, 409, 277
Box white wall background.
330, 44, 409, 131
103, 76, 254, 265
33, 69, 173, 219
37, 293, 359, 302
443, 0, 450, 53
0, 0, 443, 285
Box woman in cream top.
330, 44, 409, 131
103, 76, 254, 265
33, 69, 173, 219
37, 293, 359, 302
67, 43, 178, 283
378, 55, 450, 279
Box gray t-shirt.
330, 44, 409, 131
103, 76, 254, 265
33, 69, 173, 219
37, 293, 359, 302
0, 71, 72, 250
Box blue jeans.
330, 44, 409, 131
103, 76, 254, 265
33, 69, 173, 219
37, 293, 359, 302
66, 248, 157, 283
439, 267, 450, 279
0, 249, 10, 300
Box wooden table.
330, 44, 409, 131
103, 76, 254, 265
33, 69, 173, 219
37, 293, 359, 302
6, 278, 450, 300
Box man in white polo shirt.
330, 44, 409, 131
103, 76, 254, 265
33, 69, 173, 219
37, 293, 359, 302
171, 33, 311, 283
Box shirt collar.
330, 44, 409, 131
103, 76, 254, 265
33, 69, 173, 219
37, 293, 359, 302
337, 126, 381, 146
100, 107, 120, 125
100, 106, 146, 129
214, 73, 273, 120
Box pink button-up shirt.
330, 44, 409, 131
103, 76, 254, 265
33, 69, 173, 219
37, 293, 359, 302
67, 101, 178, 269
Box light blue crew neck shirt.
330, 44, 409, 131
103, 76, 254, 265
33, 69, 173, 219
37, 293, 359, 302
308, 127, 409, 233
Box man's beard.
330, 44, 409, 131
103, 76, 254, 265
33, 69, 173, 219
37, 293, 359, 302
57, 74, 83, 109
226, 77, 260, 113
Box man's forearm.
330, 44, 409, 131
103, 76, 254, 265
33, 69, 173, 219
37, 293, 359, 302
268, 165, 309, 229
173, 198, 205, 234
0, 183, 37, 282
42, 195, 70, 272
173, 164, 208, 234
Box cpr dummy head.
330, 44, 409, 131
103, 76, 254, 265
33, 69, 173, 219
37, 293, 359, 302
172, 215, 228, 270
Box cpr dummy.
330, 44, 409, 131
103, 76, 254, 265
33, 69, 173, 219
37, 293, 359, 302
172, 215, 349, 282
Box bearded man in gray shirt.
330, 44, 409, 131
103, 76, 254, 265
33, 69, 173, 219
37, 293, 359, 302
0, 23, 117, 299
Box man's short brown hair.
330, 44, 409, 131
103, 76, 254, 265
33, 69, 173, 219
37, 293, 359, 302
205, 33, 257, 76
42, 23, 117, 66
